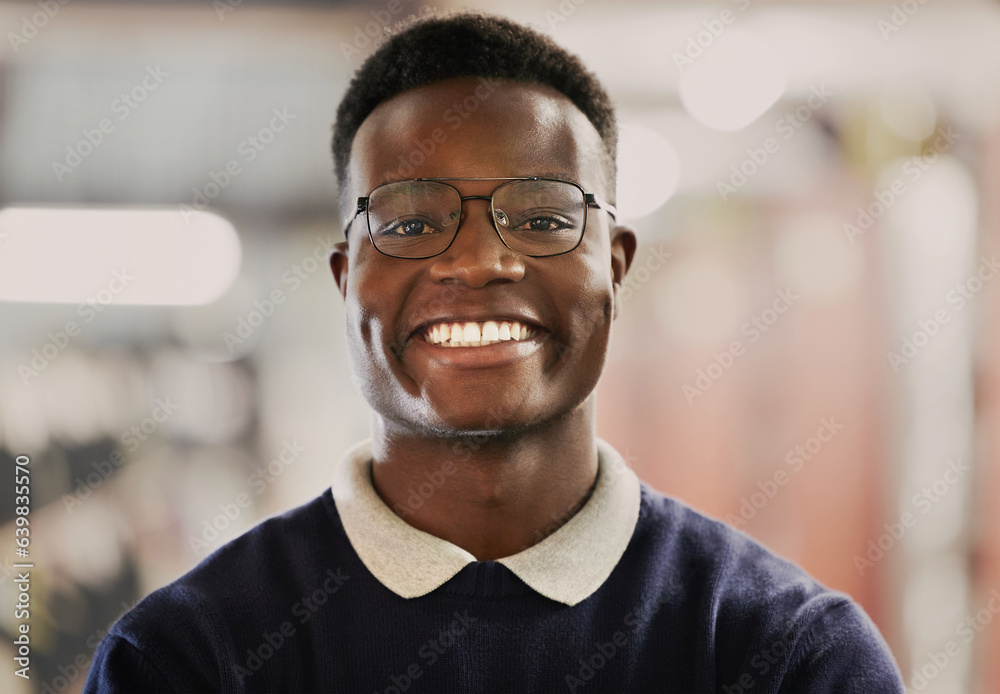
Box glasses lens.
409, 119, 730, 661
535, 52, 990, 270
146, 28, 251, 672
492, 180, 586, 256
367, 181, 460, 258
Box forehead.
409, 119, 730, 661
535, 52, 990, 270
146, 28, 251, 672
347, 78, 607, 196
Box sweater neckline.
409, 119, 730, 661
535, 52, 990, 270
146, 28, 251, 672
330, 438, 642, 606
438, 561, 533, 598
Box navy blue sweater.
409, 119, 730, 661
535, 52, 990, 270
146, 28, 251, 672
84, 484, 904, 693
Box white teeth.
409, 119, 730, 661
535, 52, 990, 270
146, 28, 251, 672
482, 321, 499, 342
424, 320, 535, 347
463, 322, 481, 345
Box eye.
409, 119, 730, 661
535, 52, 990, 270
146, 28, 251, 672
511, 211, 574, 233
524, 217, 560, 231
379, 216, 441, 237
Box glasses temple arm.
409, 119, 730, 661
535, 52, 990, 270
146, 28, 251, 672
585, 193, 617, 222
342, 197, 369, 238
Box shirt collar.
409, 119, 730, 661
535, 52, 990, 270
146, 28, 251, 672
331, 438, 640, 607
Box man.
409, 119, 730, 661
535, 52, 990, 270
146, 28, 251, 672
85, 11, 905, 693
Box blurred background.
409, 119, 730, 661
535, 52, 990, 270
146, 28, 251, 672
0, 0, 998, 691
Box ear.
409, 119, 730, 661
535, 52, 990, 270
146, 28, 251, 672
609, 226, 637, 320
329, 241, 350, 300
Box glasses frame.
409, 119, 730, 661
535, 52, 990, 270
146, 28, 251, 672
344, 177, 618, 260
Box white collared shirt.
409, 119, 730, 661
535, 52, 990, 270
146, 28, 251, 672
331, 438, 642, 606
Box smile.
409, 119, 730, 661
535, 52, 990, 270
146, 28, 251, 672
422, 320, 540, 347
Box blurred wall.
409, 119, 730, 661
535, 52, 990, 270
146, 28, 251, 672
1, 1, 998, 693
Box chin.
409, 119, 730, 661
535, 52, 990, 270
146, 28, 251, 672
425, 405, 536, 439
427, 391, 592, 441
372, 394, 541, 441
377, 412, 522, 442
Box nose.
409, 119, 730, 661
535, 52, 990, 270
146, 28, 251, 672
427, 198, 526, 288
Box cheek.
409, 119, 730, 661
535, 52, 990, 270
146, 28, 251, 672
571, 291, 614, 362
343, 308, 372, 384
569, 247, 616, 340
344, 301, 404, 408
344, 253, 419, 370
345, 305, 374, 358
544, 262, 614, 372
343, 257, 386, 369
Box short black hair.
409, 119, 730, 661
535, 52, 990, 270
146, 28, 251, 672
331, 10, 617, 200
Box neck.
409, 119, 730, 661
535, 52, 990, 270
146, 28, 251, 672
369, 400, 599, 561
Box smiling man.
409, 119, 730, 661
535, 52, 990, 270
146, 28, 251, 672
85, 11, 904, 694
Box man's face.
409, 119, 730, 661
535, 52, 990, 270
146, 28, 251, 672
330, 77, 635, 437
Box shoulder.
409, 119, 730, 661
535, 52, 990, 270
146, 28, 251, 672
635, 482, 838, 590
627, 484, 904, 692
85, 490, 348, 692
195, 488, 342, 571
150, 489, 343, 607
631, 483, 827, 598
126, 488, 342, 620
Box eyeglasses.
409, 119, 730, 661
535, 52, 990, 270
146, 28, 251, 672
344, 177, 617, 259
